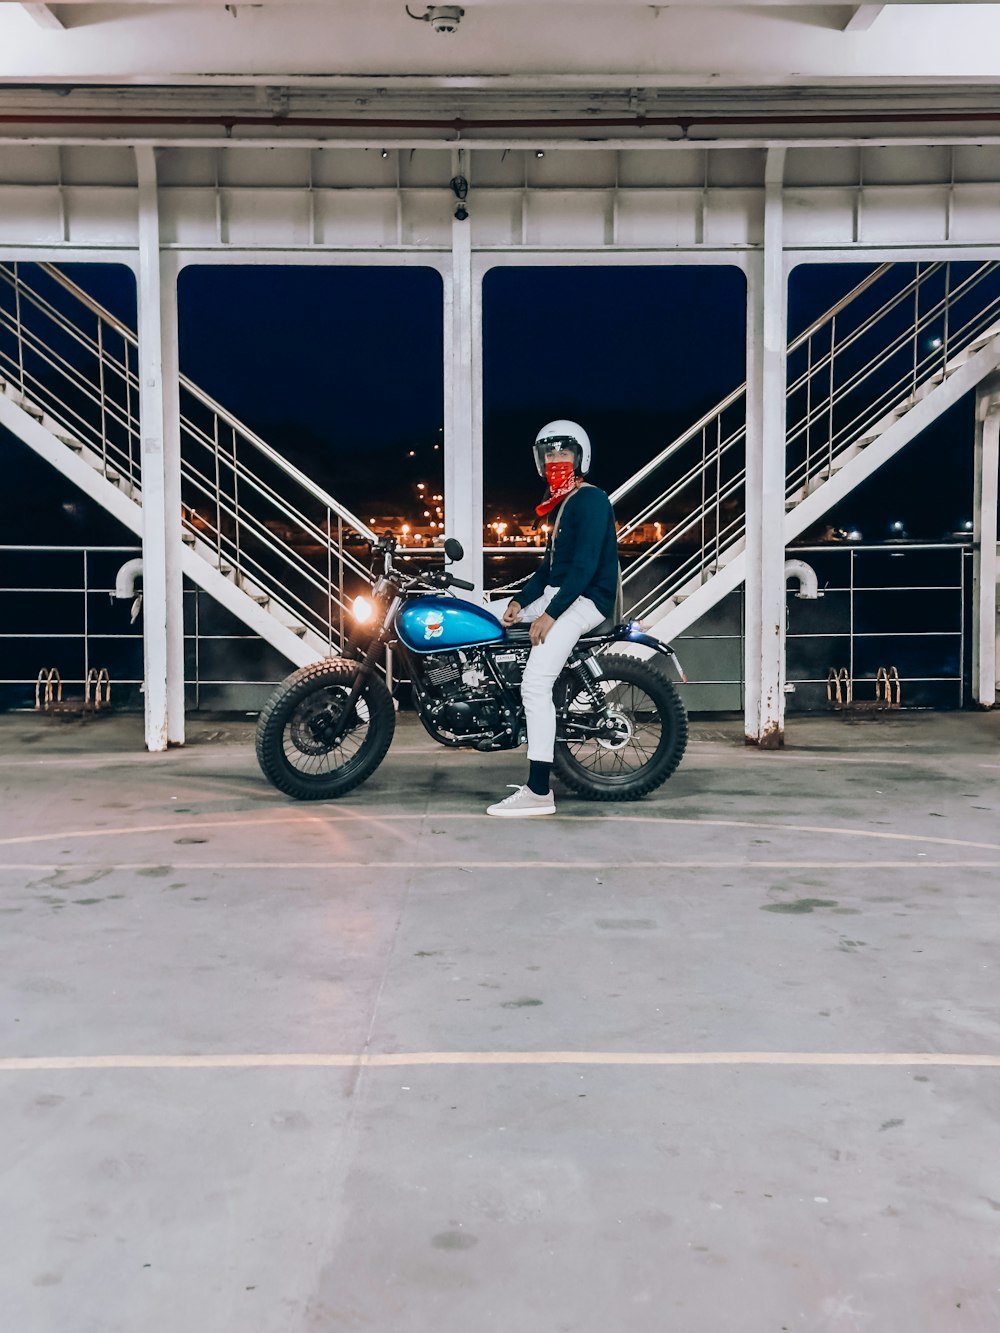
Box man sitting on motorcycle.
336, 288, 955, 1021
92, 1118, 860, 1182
487, 420, 620, 818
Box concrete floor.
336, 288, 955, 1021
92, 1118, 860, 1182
1, 707, 1000, 1332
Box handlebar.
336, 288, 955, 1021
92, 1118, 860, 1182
367, 534, 474, 592
418, 569, 475, 592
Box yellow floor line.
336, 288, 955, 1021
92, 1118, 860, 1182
1, 1051, 999, 1073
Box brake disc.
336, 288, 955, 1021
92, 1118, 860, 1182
289, 690, 361, 754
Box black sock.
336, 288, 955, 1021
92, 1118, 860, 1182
527, 760, 551, 796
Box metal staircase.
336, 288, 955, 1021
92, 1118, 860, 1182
2, 260, 999, 672
612, 261, 1000, 641
0, 261, 374, 668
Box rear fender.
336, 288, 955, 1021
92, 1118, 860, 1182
598, 623, 687, 683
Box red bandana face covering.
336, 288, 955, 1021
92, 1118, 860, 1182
535, 459, 577, 518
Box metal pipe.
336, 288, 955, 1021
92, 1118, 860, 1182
114, 558, 144, 600
784, 558, 820, 600
5, 111, 1000, 134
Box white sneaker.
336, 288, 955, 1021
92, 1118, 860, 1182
486, 784, 556, 818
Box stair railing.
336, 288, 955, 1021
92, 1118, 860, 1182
612, 265, 894, 620
614, 260, 1000, 624
786, 261, 1000, 503
0, 262, 376, 650
0, 262, 141, 490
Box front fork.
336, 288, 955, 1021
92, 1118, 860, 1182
336, 595, 401, 726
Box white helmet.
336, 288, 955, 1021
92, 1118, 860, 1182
533, 420, 591, 478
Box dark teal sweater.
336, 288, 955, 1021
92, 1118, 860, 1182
517, 485, 619, 621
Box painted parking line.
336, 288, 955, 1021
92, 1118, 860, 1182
1, 859, 998, 873
1, 814, 998, 852
2, 1050, 1000, 1073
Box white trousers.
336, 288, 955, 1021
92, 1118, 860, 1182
491, 585, 605, 763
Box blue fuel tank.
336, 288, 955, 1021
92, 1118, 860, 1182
396, 595, 504, 655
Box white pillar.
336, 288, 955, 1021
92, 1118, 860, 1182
443, 147, 483, 593
743, 148, 788, 748
159, 255, 185, 742
973, 376, 1000, 708
135, 147, 185, 749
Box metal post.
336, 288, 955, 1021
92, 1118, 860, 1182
443, 147, 482, 594
337, 512, 345, 651
159, 252, 185, 743
97, 320, 107, 466
14, 263, 24, 391
744, 147, 788, 748
973, 374, 1000, 708
135, 146, 185, 749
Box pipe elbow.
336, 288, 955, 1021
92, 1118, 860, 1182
784, 558, 820, 600
114, 558, 144, 600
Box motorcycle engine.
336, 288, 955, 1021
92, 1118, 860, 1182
418, 650, 505, 742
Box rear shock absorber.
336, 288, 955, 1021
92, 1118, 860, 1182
568, 653, 606, 709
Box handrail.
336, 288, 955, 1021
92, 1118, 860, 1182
32, 262, 375, 542
609, 263, 894, 510
38, 262, 140, 346
179, 384, 376, 544
614, 259, 1000, 621
1, 258, 379, 654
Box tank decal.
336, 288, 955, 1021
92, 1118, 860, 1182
397, 596, 504, 654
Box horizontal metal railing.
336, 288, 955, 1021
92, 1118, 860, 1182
616, 260, 1000, 624
0, 261, 376, 650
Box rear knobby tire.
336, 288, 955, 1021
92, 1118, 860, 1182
255, 657, 395, 800
553, 653, 687, 802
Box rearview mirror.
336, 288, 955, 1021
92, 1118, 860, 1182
443, 538, 464, 563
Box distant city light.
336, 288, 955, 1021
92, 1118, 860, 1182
408, 450, 416, 457
930, 336, 942, 349
416, 482, 425, 489
845, 528, 863, 542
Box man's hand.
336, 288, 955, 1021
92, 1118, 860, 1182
501, 600, 521, 627
530, 612, 556, 646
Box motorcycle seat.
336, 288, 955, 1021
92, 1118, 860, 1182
503, 619, 619, 646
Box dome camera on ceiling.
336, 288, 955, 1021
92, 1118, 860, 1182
405, 5, 465, 34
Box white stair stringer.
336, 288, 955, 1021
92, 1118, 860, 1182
639, 327, 1000, 646
0, 389, 325, 669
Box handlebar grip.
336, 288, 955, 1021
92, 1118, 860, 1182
450, 576, 475, 591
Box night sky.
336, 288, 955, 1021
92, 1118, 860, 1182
0, 259, 980, 542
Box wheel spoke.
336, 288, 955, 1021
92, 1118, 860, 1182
557, 671, 666, 781
281, 685, 372, 779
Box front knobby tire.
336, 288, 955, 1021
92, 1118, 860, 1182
553, 653, 688, 801
255, 657, 395, 800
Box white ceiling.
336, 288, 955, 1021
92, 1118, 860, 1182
2, 2, 1000, 89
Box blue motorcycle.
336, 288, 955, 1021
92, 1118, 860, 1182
255, 533, 688, 801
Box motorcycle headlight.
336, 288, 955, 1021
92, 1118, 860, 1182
352, 595, 375, 625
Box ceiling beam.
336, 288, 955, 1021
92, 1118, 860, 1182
844, 5, 886, 28
3, 0, 997, 6
21, 4, 66, 29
